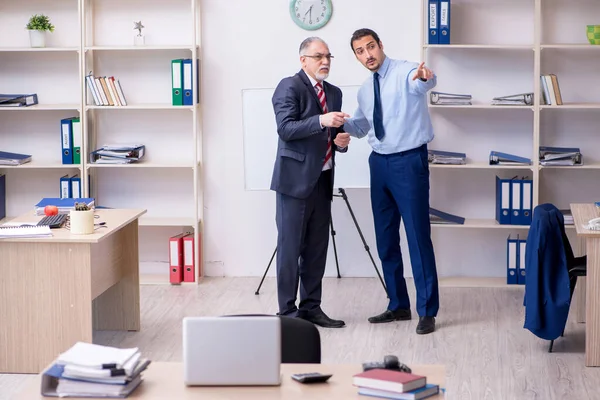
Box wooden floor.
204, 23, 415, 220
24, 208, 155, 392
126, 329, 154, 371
2, 277, 600, 399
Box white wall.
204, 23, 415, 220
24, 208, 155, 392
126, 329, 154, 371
199, 0, 600, 278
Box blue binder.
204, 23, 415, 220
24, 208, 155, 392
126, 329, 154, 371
507, 234, 518, 284
0, 173, 5, 220
59, 174, 71, 199
183, 59, 193, 106
428, 0, 439, 44
520, 177, 533, 225
495, 176, 512, 224
517, 235, 526, 285
439, 0, 451, 44
60, 118, 73, 164
510, 177, 521, 225
70, 175, 81, 198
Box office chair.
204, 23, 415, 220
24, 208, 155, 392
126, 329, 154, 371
223, 314, 321, 363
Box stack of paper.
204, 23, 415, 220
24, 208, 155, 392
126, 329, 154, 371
539, 146, 582, 166
90, 144, 145, 164
0, 225, 52, 239
40, 342, 150, 398
430, 91, 472, 105
561, 209, 573, 225
428, 149, 466, 165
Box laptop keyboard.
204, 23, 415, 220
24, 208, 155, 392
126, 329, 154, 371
37, 214, 68, 229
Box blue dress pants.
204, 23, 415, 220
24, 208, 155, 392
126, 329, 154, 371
369, 144, 439, 317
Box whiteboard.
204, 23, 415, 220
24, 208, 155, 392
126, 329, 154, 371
242, 85, 373, 190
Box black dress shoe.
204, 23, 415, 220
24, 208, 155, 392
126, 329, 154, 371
416, 316, 435, 334
302, 312, 345, 328
368, 308, 411, 324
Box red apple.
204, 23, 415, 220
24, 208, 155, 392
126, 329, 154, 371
44, 205, 59, 216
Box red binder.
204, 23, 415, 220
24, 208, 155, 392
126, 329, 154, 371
169, 233, 185, 284
183, 233, 195, 282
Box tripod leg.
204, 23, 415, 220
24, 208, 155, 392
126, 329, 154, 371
338, 188, 389, 298
255, 247, 277, 295
330, 217, 341, 278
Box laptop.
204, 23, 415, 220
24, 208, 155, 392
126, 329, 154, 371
182, 316, 282, 386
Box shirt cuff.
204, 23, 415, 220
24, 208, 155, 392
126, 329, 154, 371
319, 115, 324, 129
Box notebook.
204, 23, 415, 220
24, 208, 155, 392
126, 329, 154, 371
0, 224, 51, 238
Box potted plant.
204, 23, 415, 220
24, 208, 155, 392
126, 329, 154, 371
69, 202, 94, 234
26, 14, 55, 48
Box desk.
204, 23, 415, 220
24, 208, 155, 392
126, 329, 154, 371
16, 362, 446, 399
571, 204, 600, 367
0, 209, 146, 373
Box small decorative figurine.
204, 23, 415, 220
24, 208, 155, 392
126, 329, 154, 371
134, 20, 145, 46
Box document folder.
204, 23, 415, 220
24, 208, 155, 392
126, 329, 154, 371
495, 176, 511, 225
183, 233, 195, 282
169, 233, 185, 284
428, 0, 439, 44
507, 234, 518, 285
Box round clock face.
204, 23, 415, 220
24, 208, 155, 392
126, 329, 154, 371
290, 0, 333, 31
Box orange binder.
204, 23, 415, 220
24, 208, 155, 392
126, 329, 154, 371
169, 233, 185, 284
183, 233, 195, 282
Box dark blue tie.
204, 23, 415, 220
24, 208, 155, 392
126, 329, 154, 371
373, 72, 385, 140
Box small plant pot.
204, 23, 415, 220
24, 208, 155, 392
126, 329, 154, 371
70, 209, 94, 235
29, 30, 46, 48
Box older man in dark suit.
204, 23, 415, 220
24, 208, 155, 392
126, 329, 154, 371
270, 37, 351, 328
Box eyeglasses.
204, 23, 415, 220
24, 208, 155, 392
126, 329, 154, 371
303, 54, 334, 61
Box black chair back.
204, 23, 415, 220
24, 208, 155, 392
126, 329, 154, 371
222, 314, 321, 363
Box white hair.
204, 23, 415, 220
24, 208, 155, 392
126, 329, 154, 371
299, 37, 327, 55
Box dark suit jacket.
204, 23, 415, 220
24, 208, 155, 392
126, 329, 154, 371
523, 203, 572, 341
270, 69, 346, 200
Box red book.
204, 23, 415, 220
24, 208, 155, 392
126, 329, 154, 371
352, 369, 426, 393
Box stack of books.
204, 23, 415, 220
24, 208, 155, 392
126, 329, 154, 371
540, 74, 563, 105
39, 342, 150, 398
428, 149, 466, 165
352, 369, 440, 399
491, 92, 533, 106
86, 73, 128, 106
539, 146, 582, 166
90, 144, 146, 164
429, 91, 472, 105
561, 209, 573, 225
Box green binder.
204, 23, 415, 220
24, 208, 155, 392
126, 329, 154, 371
171, 59, 183, 106
72, 117, 81, 164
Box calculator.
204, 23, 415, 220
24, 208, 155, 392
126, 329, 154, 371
291, 372, 332, 384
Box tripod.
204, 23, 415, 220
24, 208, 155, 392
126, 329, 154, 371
254, 188, 388, 298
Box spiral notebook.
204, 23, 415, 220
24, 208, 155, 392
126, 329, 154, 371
0, 224, 52, 238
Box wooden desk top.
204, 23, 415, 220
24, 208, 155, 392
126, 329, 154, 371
17, 362, 446, 399
571, 204, 600, 237
0, 209, 146, 243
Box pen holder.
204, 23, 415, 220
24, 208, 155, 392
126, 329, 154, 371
69, 209, 94, 234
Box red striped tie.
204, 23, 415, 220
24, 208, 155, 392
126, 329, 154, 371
315, 82, 332, 168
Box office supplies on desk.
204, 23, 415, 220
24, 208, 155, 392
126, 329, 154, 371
182, 316, 281, 386
0, 225, 51, 238
40, 342, 150, 398
35, 198, 95, 216
37, 213, 67, 229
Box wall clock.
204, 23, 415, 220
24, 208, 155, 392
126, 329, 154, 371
289, 0, 333, 31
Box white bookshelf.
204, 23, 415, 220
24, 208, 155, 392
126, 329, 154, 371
0, 0, 203, 284
420, 0, 597, 284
